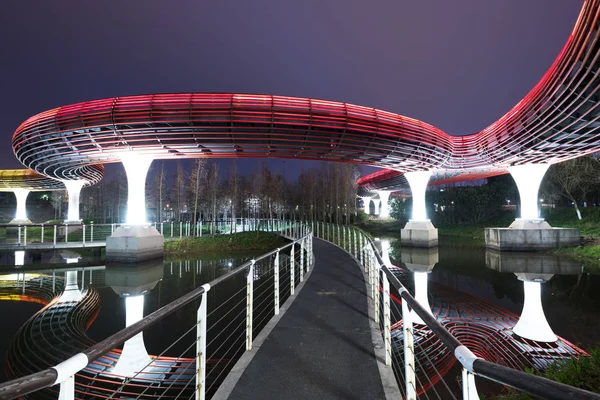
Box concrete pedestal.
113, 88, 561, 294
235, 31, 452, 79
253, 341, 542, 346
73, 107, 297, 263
400, 220, 438, 247
485, 220, 579, 251
106, 225, 164, 262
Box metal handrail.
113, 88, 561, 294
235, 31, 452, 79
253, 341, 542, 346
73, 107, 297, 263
360, 232, 600, 400
0, 223, 310, 400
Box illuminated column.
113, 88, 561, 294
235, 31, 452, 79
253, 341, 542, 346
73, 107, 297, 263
406, 171, 431, 221
112, 295, 152, 376
377, 191, 392, 219
63, 180, 86, 223
121, 153, 154, 225
58, 270, 83, 303
372, 199, 381, 216
508, 164, 551, 228
401, 171, 438, 247
401, 247, 438, 324
380, 239, 392, 267
106, 153, 164, 262
14, 250, 25, 266
512, 273, 557, 342
11, 188, 31, 224
361, 197, 372, 215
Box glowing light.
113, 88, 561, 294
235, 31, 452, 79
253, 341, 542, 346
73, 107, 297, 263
380, 239, 392, 267
12, 188, 30, 222
513, 280, 557, 342
63, 180, 86, 222
508, 164, 550, 220
113, 294, 151, 376
405, 171, 432, 221
14, 250, 25, 266
411, 271, 433, 325
120, 153, 154, 225
377, 191, 392, 218
372, 199, 381, 215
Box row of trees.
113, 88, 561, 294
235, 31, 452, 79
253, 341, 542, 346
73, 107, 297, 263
50, 160, 360, 225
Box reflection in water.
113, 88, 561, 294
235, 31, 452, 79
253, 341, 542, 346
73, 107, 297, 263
382, 237, 591, 397
0, 252, 258, 398
107, 260, 163, 376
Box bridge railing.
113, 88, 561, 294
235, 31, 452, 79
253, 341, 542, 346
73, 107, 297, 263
0, 222, 312, 400
313, 222, 600, 400
0, 218, 297, 247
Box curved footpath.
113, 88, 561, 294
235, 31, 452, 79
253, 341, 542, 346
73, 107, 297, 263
218, 239, 394, 400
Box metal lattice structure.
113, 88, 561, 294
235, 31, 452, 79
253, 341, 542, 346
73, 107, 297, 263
0, 169, 69, 192
11, 3, 600, 195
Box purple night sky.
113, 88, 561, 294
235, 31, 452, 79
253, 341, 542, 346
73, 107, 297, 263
0, 0, 583, 180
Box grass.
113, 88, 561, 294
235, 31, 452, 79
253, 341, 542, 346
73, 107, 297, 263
164, 231, 290, 255
544, 207, 600, 237
487, 348, 600, 399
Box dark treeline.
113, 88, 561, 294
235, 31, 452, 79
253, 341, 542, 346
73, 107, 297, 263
53, 160, 359, 225
390, 154, 600, 225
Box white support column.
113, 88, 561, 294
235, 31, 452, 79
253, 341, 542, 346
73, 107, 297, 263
113, 295, 152, 376
361, 197, 372, 215
63, 180, 86, 224
376, 191, 392, 219
405, 171, 431, 221
372, 199, 381, 216
512, 274, 557, 342
121, 153, 154, 225
508, 164, 551, 228
11, 188, 31, 224
401, 171, 438, 247
106, 153, 163, 262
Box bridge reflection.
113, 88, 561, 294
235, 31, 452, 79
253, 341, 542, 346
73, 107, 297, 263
379, 239, 589, 397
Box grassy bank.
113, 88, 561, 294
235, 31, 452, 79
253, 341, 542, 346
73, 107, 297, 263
488, 348, 600, 399
165, 231, 290, 255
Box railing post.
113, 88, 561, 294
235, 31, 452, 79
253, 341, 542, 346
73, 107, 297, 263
90, 223, 94, 242
370, 251, 376, 299
58, 375, 75, 400
462, 368, 479, 400
65, 225, 68, 243
353, 228, 357, 256
171, 222, 174, 237
402, 290, 417, 399
196, 285, 210, 400
290, 244, 295, 296
247, 260, 255, 351
274, 250, 280, 315
23, 226, 27, 246
41, 224, 44, 243
160, 222, 163, 236
200, 221, 203, 237
180, 222, 183, 239
300, 239, 305, 283
82, 225, 86, 245
383, 274, 392, 366
18, 226, 21, 244
53, 225, 57, 246
111, 223, 115, 234
375, 263, 380, 325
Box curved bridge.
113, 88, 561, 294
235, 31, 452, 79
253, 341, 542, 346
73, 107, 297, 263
11, 1, 600, 194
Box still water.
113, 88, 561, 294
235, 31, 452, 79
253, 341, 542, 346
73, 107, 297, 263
0, 237, 598, 397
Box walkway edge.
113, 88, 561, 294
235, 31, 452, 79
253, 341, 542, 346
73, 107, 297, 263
321, 238, 402, 400
214, 252, 316, 400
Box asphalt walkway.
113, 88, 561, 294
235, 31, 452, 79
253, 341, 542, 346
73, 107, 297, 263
226, 239, 386, 400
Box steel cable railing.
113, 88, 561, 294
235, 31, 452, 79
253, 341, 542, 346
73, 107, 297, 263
0, 218, 296, 249
0, 222, 313, 400
314, 222, 600, 400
